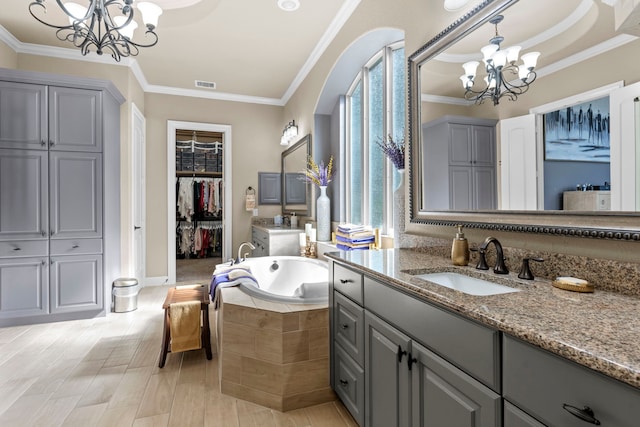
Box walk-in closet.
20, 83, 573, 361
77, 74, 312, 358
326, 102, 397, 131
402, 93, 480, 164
175, 129, 224, 281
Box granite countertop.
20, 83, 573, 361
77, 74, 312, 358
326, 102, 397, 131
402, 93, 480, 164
326, 248, 640, 389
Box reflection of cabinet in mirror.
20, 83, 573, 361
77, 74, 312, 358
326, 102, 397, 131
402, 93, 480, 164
563, 191, 611, 211
422, 116, 497, 210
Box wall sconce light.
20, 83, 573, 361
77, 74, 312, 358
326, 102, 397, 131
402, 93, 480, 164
280, 120, 299, 146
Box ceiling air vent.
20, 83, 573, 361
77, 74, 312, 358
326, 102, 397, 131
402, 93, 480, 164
195, 80, 216, 89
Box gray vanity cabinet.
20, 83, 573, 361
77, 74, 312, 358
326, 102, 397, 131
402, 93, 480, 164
330, 261, 501, 427
0, 257, 48, 319
48, 86, 102, 152
503, 335, 640, 427
410, 340, 501, 427
0, 82, 101, 152
49, 151, 103, 239
50, 253, 103, 313
0, 69, 121, 326
0, 81, 47, 150
0, 149, 49, 240
364, 311, 411, 427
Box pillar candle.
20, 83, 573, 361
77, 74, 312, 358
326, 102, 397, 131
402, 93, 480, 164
310, 228, 317, 242
299, 233, 306, 247
305, 223, 312, 237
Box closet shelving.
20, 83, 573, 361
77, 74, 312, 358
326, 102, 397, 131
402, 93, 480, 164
176, 130, 223, 177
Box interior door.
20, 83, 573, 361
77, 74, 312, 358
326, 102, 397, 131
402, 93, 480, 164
499, 114, 537, 210
609, 80, 640, 211
132, 105, 146, 285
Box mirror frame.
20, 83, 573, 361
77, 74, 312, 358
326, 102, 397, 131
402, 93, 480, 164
408, 0, 640, 242
281, 133, 312, 216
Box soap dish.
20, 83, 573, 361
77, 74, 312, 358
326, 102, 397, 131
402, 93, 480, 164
552, 276, 594, 293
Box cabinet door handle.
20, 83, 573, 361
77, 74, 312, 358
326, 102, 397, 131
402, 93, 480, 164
41, 230, 47, 237
13, 247, 21, 251
72, 244, 80, 249
397, 345, 407, 363
41, 259, 46, 266
562, 404, 601, 425
49, 140, 55, 147
41, 140, 46, 146
339, 379, 349, 387
340, 323, 349, 330
339, 279, 353, 284
407, 353, 418, 371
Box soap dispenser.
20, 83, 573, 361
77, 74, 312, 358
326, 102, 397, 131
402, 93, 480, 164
451, 224, 470, 266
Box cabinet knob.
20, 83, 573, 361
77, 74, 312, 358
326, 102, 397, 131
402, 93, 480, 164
41, 230, 47, 237
397, 345, 407, 363
41, 259, 46, 266
562, 404, 601, 425
339, 379, 349, 387
41, 140, 46, 146
13, 247, 21, 251
72, 244, 80, 249
339, 279, 353, 284
49, 140, 54, 147
340, 323, 349, 330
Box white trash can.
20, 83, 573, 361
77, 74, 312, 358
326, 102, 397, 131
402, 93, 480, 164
112, 278, 140, 312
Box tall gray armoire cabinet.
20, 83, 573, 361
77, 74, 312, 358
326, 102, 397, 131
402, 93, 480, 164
0, 68, 123, 327
422, 115, 498, 211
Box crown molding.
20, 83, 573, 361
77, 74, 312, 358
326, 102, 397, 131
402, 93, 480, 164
0, 0, 360, 107
280, 0, 362, 104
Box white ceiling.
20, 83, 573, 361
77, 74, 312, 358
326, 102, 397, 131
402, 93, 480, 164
0, 0, 356, 105
0, 0, 633, 106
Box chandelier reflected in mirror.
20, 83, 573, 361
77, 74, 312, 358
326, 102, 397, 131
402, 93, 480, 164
460, 15, 540, 105
29, 0, 163, 62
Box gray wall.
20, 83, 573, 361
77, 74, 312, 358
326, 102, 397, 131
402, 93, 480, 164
544, 161, 610, 209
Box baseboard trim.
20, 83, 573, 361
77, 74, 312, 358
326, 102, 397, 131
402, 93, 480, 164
145, 276, 170, 286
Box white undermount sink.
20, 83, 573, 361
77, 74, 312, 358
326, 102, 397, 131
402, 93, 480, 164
415, 272, 521, 296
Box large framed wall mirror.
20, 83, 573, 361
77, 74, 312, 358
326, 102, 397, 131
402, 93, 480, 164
408, 0, 640, 240
282, 134, 312, 216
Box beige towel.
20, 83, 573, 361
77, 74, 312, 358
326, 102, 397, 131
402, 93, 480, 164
169, 301, 201, 353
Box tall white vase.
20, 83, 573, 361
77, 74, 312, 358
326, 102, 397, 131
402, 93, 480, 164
316, 185, 331, 242
393, 169, 405, 246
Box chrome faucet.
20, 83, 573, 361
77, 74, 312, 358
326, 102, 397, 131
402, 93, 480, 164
476, 237, 509, 274
235, 241, 256, 264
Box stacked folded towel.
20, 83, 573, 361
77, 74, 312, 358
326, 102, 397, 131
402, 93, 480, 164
336, 224, 375, 251
209, 264, 259, 308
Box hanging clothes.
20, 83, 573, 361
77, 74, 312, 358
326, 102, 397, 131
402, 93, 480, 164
176, 220, 223, 259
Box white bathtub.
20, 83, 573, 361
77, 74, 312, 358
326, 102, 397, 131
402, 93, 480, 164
235, 256, 329, 304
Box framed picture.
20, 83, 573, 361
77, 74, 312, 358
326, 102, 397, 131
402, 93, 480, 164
543, 96, 610, 162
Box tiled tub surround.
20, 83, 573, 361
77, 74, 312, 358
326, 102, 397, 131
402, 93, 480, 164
217, 287, 335, 411
326, 248, 640, 389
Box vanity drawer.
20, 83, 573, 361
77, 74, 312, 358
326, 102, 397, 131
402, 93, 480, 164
334, 342, 364, 426
364, 277, 500, 391
0, 240, 48, 258
333, 263, 363, 304
503, 335, 640, 427
50, 238, 102, 255
333, 291, 364, 366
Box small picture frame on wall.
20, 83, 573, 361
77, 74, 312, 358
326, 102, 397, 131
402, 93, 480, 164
543, 96, 610, 162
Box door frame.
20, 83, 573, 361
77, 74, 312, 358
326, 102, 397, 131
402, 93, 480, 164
131, 103, 145, 285
167, 120, 232, 284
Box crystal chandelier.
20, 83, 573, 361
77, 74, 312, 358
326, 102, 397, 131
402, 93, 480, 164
29, 0, 163, 62
460, 15, 540, 105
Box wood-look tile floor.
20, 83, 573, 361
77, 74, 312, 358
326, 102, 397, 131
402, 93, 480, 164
0, 284, 357, 427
